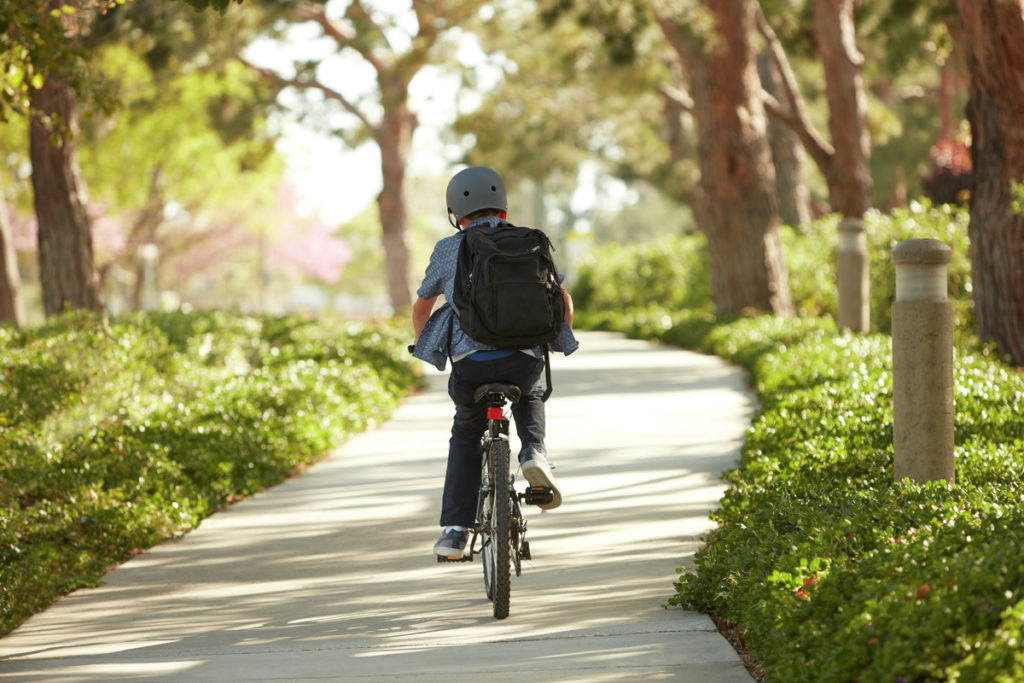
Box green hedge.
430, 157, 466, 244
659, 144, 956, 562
574, 201, 973, 337
572, 234, 712, 313
783, 201, 973, 336
0, 310, 420, 635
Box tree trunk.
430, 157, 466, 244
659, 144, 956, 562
955, 0, 1024, 366
0, 174, 26, 325
757, 52, 811, 228
659, 0, 794, 316
657, 82, 713, 228
938, 62, 956, 142
29, 73, 104, 317
376, 102, 415, 312
123, 168, 165, 311
811, 0, 872, 217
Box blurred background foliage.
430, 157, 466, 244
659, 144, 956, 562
1, 0, 975, 327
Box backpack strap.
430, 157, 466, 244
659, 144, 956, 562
446, 309, 455, 367
542, 346, 553, 402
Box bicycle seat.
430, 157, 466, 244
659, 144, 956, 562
473, 382, 522, 404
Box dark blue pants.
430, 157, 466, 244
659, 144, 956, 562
440, 352, 546, 527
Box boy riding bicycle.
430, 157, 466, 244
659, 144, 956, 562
412, 166, 579, 559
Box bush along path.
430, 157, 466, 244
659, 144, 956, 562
578, 307, 1024, 682
0, 310, 421, 636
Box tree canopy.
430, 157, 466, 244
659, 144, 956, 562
3, 0, 1023, 352
0, 0, 245, 122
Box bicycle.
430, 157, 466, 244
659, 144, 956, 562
438, 381, 554, 620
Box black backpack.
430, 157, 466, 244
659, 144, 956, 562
452, 222, 565, 350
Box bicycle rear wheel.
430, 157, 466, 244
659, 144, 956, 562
483, 439, 511, 619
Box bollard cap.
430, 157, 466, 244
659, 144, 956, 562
891, 239, 951, 265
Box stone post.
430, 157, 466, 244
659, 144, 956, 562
139, 243, 160, 311
837, 218, 869, 332
891, 239, 954, 484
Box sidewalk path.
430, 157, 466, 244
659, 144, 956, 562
1, 331, 757, 682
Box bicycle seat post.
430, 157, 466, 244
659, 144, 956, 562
472, 382, 521, 438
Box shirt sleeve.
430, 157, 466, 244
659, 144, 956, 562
548, 321, 579, 356
417, 242, 446, 300
412, 302, 453, 371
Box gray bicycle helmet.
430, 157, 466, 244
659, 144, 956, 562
446, 166, 507, 227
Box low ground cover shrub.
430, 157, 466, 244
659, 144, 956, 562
0, 311, 419, 635
580, 307, 1024, 681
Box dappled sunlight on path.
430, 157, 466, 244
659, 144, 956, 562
0, 331, 755, 682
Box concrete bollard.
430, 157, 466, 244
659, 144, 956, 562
837, 218, 869, 332
891, 239, 954, 484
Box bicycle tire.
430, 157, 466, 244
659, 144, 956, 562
490, 438, 512, 619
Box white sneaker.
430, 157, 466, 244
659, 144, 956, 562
521, 453, 562, 510
433, 528, 468, 558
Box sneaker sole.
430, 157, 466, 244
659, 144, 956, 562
521, 461, 562, 510
433, 544, 467, 559
434, 551, 466, 559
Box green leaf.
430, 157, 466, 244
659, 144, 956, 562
8, 65, 24, 88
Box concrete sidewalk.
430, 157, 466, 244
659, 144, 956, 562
0, 331, 757, 682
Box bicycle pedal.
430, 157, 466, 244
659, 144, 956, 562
436, 554, 473, 563
520, 540, 531, 560
521, 486, 555, 506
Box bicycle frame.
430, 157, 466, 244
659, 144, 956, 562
434, 380, 553, 619
463, 385, 527, 619
468, 398, 528, 538
469, 398, 530, 568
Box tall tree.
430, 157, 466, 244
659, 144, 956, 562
75, 37, 282, 311
657, 1, 794, 315
954, 0, 1024, 365
469, 1, 793, 315
0, 174, 26, 324
810, 0, 871, 217
2, 0, 246, 318
757, 52, 811, 228
755, 1, 872, 218
29, 0, 104, 316
242, 1, 480, 311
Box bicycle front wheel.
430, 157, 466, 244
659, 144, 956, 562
485, 438, 511, 619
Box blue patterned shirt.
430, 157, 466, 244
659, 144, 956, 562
413, 216, 579, 371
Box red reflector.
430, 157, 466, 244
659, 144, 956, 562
487, 407, 503, 420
